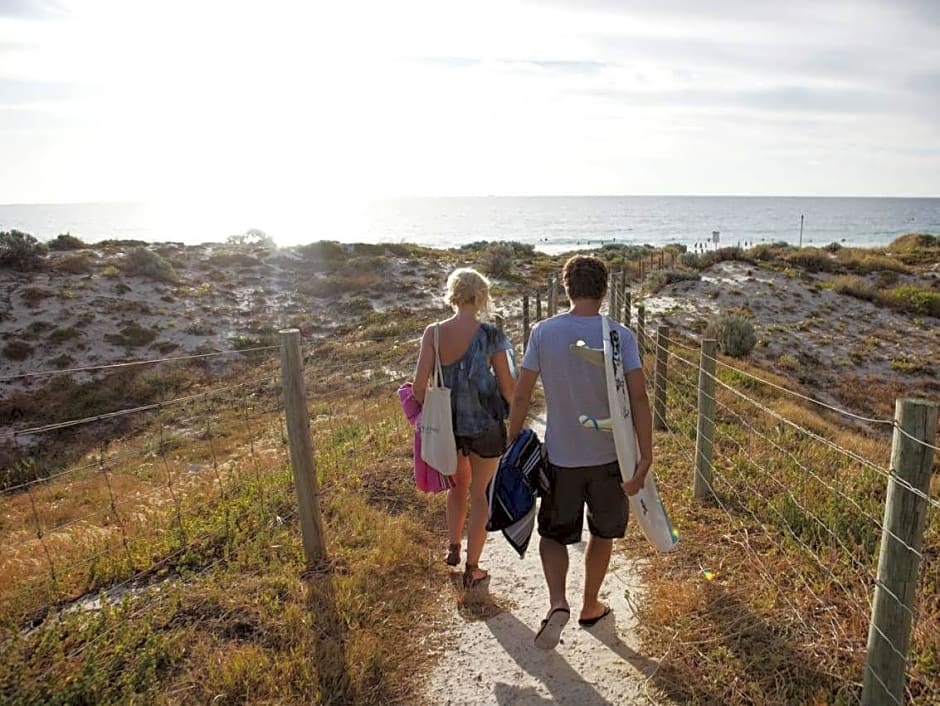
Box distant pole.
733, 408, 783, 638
799, 214, 804, 248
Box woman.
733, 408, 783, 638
413, 267, 515, 588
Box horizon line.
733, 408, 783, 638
3, 193, 940, 207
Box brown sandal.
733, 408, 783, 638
463, 563, 489, 589
445, 543, 460, 567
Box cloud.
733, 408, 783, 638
0, 0, 69, 19
0, 78, 78, 106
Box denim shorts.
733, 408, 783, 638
455, 422, 507, 459
537, 460, 628, 544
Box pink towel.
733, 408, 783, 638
398, 382, 457, 493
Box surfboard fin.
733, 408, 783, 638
578, 414, 613, 432
570, 340, 605, 368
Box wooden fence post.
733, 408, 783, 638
522, 294, 530, 351
653, 325, 670, 431
636, 304, 646, 357
607, 273, 617, 319
862, 398, 938, 706
279, 329, 327, 567
548, 275, 557, 317
693, 338, 718, 500
535, 291, 542, 322
623, 290, 632, 327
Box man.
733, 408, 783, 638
508, 254, 653, 650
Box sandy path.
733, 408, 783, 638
423, 419, 671, 706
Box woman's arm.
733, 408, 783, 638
507, 367, 539, 443
491, 349, 516, 406
412, 326, 436, 404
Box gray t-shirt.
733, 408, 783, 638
521, 313, 641, 468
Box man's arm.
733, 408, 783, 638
507, 367, 539, 442
623, 367, 653, 496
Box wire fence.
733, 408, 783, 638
2, 302, 936, 704
634, 320, 938, 704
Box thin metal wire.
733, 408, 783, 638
641, 325, 895, 426
0, 345, 280, 382
12, 373, 277, 438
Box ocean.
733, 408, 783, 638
1, 196, 938, 255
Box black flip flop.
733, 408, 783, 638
578, 605, 611, 627
534, 607, 570, 650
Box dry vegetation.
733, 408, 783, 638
0, 233, 937, 704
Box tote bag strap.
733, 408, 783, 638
432, 324, 445, 388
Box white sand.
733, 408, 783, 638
423, 418, 672, 706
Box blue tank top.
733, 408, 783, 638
440, 323, 511, 437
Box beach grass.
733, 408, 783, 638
0, 233, 937, 704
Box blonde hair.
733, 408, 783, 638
444, 267, 491, 310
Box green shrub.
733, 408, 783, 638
2, 340, 33, 361
54, 253, 93, 274
21, 287, 50, 307
105, 322, 158, 347
0, 230, 47, 270
49, 353, 74, 368
885, 286, 940, 318
297, 241, 347, 270
707, 314, 757, 358
645, 268, 701, 294
822, 242, 843, 253
48, 327, 83, 344
47, 233, 86, 251
784, 248, 839, 273
479, 244, 515, 278
123, 248, 179, 283
887, 233, 938, 252
687, 247, 749, 270
829, 275, 877, 302
843, 253, 910, 276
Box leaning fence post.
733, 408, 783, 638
535, 291, 542, 321
653, 325, 670, 431
548, 275, 557, 317
693, 338, 718, 500
522, 295, 531, 351
279, 329, 327, 567
636, 304, 646, 357
623, 290, 632, 327
862, 398, 938, 706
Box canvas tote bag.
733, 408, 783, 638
419, 325, 458, 476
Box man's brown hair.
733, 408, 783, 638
562, 255, 608, 300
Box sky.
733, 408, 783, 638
1, 0, 939, 207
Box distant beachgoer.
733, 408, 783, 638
412, 268, 516, 588
508, 254, 653, 650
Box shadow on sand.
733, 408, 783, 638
486, 610, 662, 706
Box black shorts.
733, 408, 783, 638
455, 422, 507, 459
537, 460, 628, 544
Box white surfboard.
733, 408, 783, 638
570, 317, 679, 552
